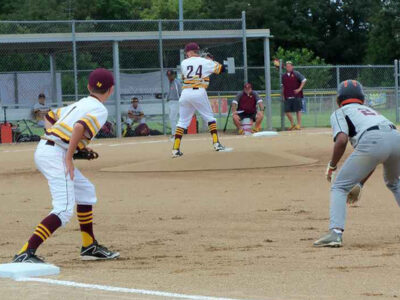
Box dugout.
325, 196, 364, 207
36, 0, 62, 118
0, 16, 272, 137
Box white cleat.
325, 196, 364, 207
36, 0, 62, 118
213, 142, 226, 151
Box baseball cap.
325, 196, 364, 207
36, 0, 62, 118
131, 97, 139, 102
38, 93, 46, 98
286, 61, 293, 65
184, 42, 200, 53
244, 83, 252, 89
88, 68, 114, 90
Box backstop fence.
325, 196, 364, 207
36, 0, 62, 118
0, 17, 399, 140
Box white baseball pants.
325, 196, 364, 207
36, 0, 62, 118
34, 140, 97, 226
176, 88, 216, 129
168, 101, 179, 134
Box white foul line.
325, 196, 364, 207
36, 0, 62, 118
16, 277, 244, 300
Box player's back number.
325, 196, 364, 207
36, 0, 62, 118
187, 65, 202, 78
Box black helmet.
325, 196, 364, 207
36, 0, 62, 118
337, 80, 365, 105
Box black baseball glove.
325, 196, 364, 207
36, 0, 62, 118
73, 148, 99, 160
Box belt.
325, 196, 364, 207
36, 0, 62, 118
45, 140, 55, 146
366, 124, 396, 132
192, 87, 199, 90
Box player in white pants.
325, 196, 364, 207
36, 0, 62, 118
172, 42, 226, 157
12, 68, 119, 263
166, 70, 181, 136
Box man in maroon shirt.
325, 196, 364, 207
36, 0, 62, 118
232, 83, 264, 134
282, 61, 307, 130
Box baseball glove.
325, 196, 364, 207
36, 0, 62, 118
73, 148, 99, 160
202, 52, 214, 60
347, 183, 362, 205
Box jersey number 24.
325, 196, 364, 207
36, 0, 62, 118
187, 65, 202, 78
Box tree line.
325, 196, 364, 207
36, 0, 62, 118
0, 0, 399, 65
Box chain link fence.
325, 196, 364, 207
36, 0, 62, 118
0, 19, 399, 142
0, 19, 256, 139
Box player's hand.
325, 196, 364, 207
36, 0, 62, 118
325, 162, 337, 183
65, 157, 75, 180
294, 88, 301, 94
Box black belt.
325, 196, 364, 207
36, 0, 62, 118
45, 140, 55, 146
192, 87, 199, 90
366, 124, 396, 132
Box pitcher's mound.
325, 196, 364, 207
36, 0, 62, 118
101, 150, 317, 173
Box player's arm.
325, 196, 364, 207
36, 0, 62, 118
65, 123, 85, 180
294, 71, 307, 94
255, 92, 264, 111
330, 132, 348, 168
326, 111, 349, 182
231, 93, 241, 115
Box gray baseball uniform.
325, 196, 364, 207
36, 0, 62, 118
330, 103, 400, 230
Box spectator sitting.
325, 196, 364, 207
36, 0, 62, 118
232, 83, 264, 134
33, 93, 50, 127
126, 97, 146, 127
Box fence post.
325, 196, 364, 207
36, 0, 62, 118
263, 37, 272, 130
49, 52, 59, 106
279, 59, 284, 131
336, 65, 340, 90
13, 72, 18, 105
241, 11, 248, 84
72, 20, 78, 101
158, 21, 166, 135
395, 59, 399, 123
113, 41, 122, 138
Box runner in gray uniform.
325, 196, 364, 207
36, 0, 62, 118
314, 79, 400, 247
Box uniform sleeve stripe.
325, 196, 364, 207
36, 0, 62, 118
48, 128, 70, 142
83, 118, 96, 135
77, 120, 94, 139
59, 122, 73, 133
87, 114, 101, 130
45, 114, 57, 125
56, 108, 61, 118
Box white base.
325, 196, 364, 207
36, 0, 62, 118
0, 263, 60, 279
252, 131, 278, 137
218, 147, 234, 152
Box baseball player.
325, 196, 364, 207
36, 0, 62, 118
12, 68, 119, 263
172, 42, 226, 158
314, 79, 400, 247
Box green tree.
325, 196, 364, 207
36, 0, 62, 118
269, 47, 333, 90
366, 0, 400, 64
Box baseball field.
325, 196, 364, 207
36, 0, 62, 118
0, 129, 399, 300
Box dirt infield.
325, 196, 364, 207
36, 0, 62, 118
1, 129, 400, 300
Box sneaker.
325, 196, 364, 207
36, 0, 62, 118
213, 142, 226, 151
313, 230, 343, 248
288, 124, 296, 131
172, 149, 183, 158
238, 129, 244, 135
252, 127, 261, 133
80, 241, 120, 261
12, 249, 45, 263
295, 124, 301, 130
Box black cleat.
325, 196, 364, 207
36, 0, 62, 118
172, 149, 184, 158
80, 241, 120, 261
12, 249, 45, 263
